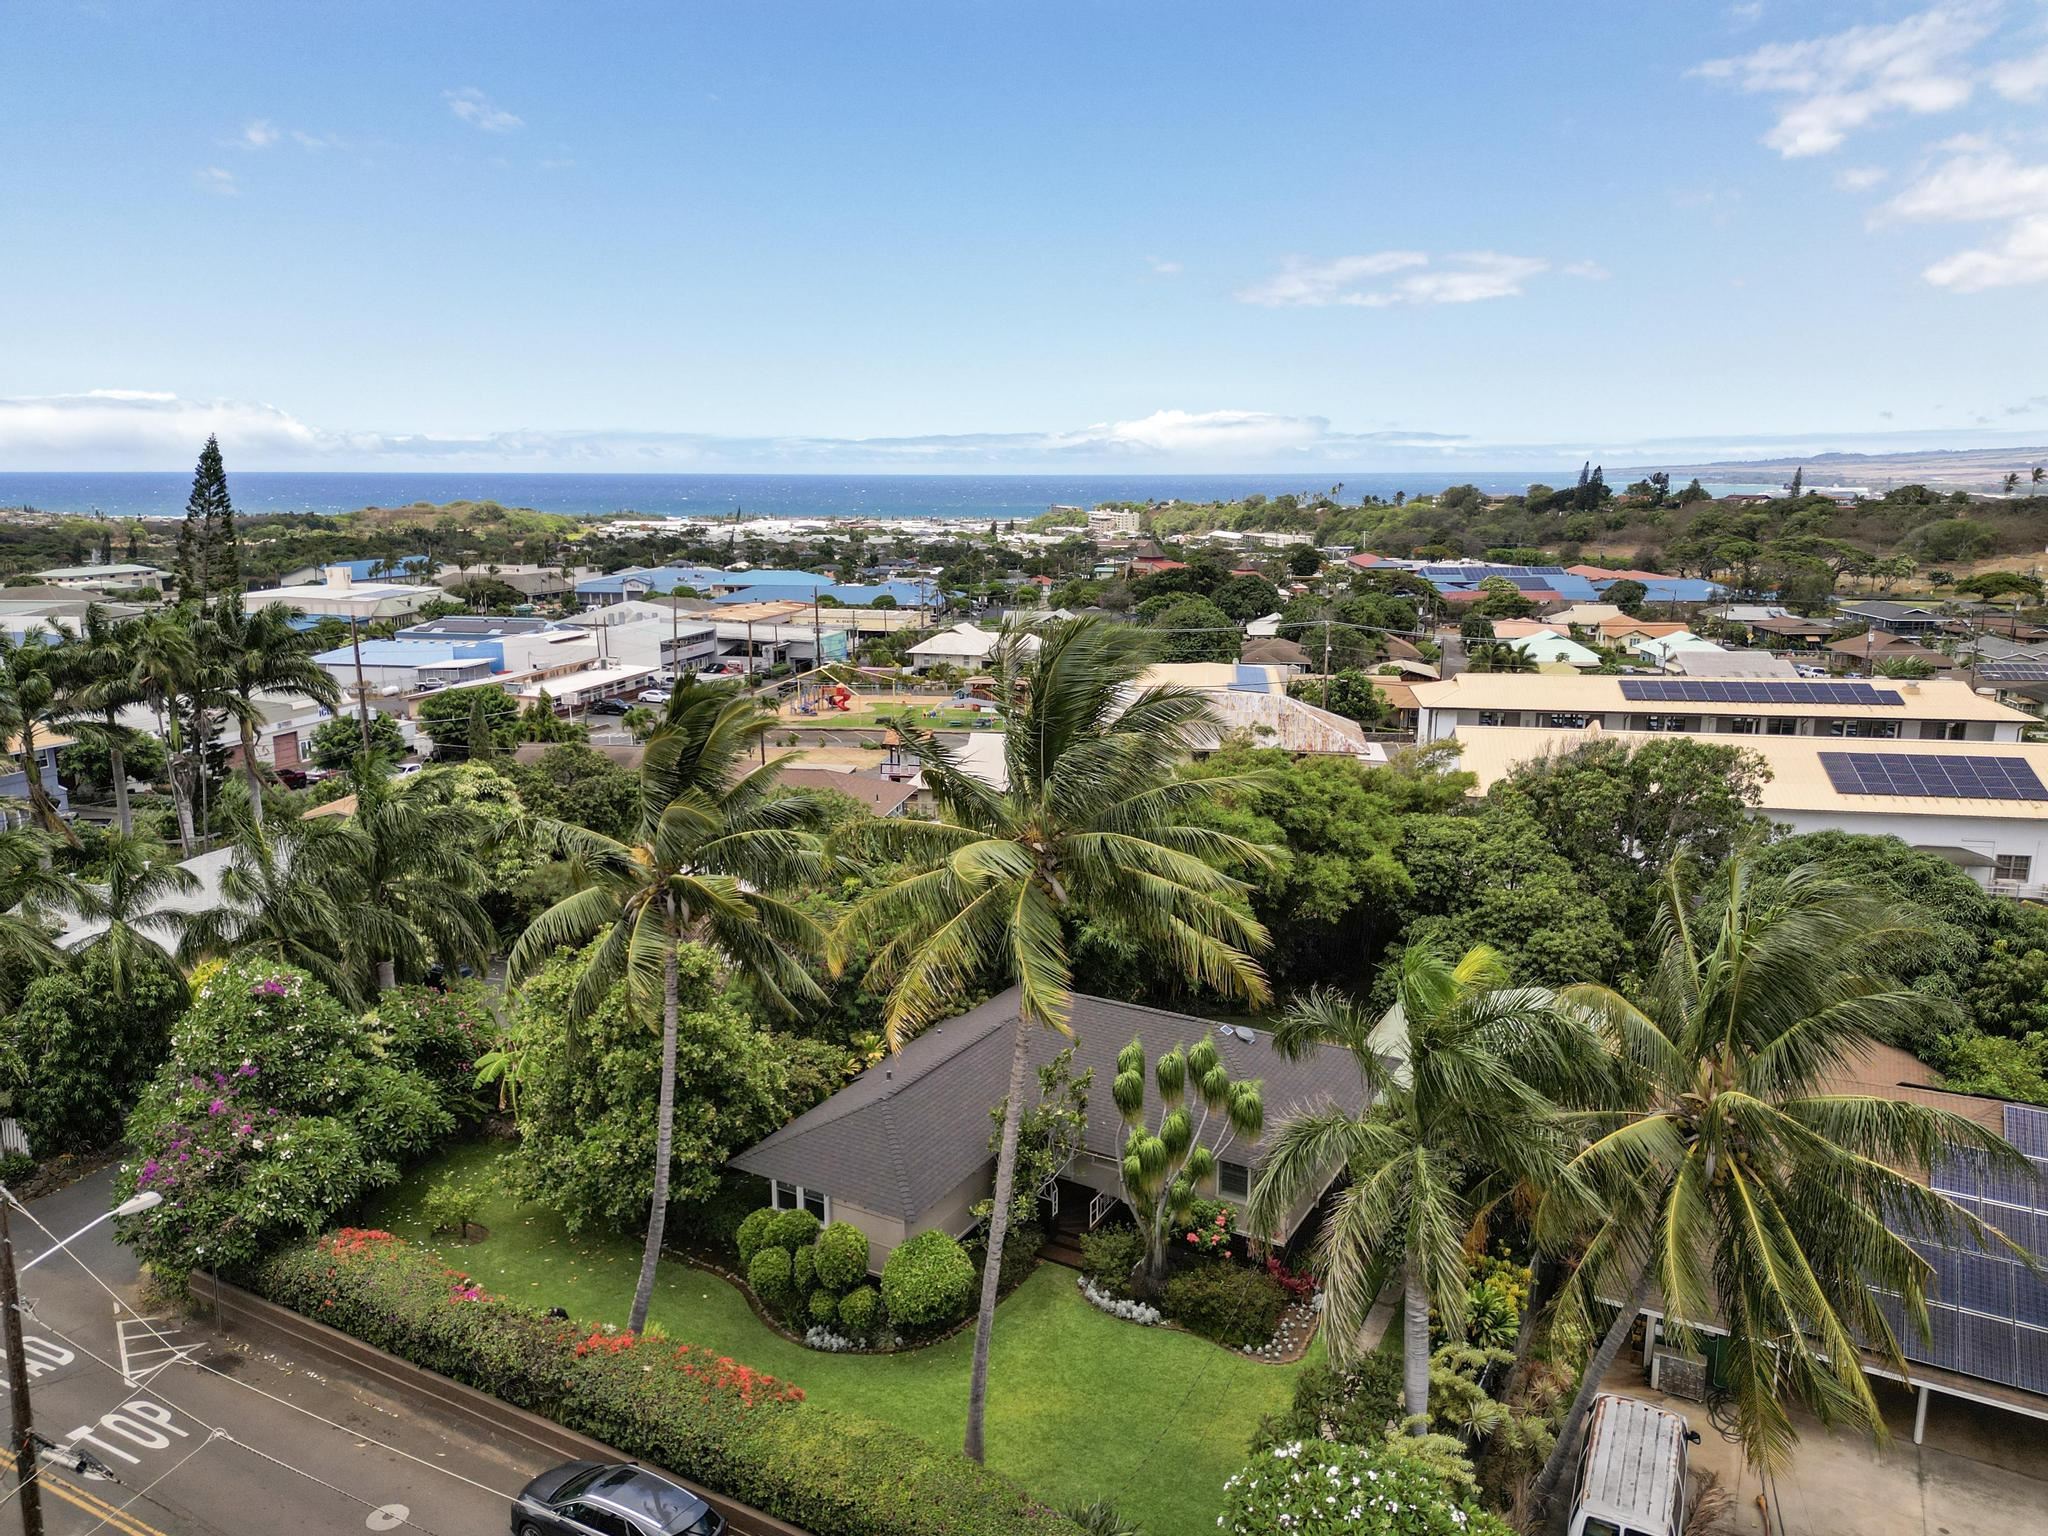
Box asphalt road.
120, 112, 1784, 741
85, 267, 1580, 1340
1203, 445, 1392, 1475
0, 1168, 551, 1536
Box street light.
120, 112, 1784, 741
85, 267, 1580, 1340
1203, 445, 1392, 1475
1, 1188, 162, 1536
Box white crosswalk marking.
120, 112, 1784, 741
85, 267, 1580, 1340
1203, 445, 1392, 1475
113, 1308, 198, 1387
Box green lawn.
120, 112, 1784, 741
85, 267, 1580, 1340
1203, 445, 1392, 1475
367, 1143, 1314, 1534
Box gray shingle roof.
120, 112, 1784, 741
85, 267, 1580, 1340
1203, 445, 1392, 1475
730, 988, 1366, 1220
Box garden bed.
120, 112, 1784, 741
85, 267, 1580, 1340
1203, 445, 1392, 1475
363, 1143, 1317, 1536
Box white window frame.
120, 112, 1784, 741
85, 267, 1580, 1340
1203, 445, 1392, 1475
1994, 854, 2032, 886
770, 1179, 831, 1224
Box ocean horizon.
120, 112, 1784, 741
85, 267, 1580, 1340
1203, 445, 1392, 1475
0, 470, 1783, 523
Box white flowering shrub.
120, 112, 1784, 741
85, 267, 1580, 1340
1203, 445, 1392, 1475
803, 1325, 860, 1352
1220, 1440, 1514, 1536
1077, 1275, 1162, 1325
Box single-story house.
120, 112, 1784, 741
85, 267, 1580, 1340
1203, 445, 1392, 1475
1748, 614, 1840, 649
1827, 632, 1958, 675
729, 988, 1368, 1273
906, 622, 1040, 672
1241, 637, 1310, 670
1667, 649, 1799, 678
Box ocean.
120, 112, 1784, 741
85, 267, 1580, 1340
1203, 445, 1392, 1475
0, 470, 1782, 522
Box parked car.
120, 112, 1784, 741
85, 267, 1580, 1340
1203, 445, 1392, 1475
512, 1461, 724, 1536
274, 767, 312, 790
588, 698, 631, 715
1567, 1394, 1696, 1536
637, 688, 672, 704
392, 761, 423, 777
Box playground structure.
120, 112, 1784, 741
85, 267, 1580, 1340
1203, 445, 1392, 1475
787, 680, 857, 717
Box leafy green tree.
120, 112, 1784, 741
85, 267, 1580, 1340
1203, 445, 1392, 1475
829, 617, 1274, 1463
1532, 862, 2031, 1494
1112, 1035, 1262, 1292
508, 742, 641, 839
310, 712, 405, 769
1287, 669, 1391, 727
173, 434, 241, 598
207, 600, 342, 834
1251, 943, 1587, 1425
6, 946, 186, 1158
56, 605, 152, 836
509, 683, 830, 1333
1463, 640, 1535, 673
1211, 574, 1281, 623
415, 684, 520, 759
1286, 544, 1322, 577
1935, 1031, 2048, 1103
1604, 578, 1647, 616
507, 937, 804, 1232
976, 1047, 1089, 1229
1148, 595, 1237, 663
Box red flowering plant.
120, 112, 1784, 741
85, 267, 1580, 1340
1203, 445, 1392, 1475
1263, 1254, 1317, 1302
1175, 1200, 1238, 1257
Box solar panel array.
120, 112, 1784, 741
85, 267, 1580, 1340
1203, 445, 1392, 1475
1980, 662, 2048, 684
1885, 1104, 2048, 1393
1616, 679, 1904, 705
1819, 752, 2048, 801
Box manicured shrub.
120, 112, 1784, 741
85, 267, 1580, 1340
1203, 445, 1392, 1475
767, 1207, 822, 1254
420, 1169, 486, 1239
749, 1247, 795, 1309
254, 1233, 1074, 1536
1077, 1225, 1145, 1300
836, 1285, 883, 1340
1221, 1439, 1514, 1536
6, 949, 185, 1158
735, 1209, 778, 1268
793, 1245, 817, 1293
813, 1221, 869, 1292
370, 983, 498, 1123
880, 1230, 975, 1329
1162, 1264, 1288, 1349
808, 1289, 838, 1326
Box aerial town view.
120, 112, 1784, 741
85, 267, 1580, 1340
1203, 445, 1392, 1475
4, 4, 2047, 1536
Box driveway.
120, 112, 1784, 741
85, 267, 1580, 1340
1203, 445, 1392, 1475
1605, 1364, 2048, 1536
2, 1167, 552, 1536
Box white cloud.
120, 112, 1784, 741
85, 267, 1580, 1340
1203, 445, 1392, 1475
1993, 45, 2048, 99
445, 87, 523, 133
195, 166, 238, 196
240, 119, 279, 149
1836, 164, 1889, 190
1146, 256, 1183, 276
1238, 251, 1547, 307
1562, 260, 1612, 279
1885, 146, 2048, 289
1693, 4, 1994, 156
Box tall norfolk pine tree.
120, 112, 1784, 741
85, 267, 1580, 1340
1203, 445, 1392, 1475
175, 435, 241, 598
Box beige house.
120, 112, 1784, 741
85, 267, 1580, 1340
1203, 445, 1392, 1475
729, 988, 1367, 1274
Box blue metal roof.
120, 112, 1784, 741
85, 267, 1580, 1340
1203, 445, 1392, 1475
574, 565, 728, 596
313, 555, 429, 580
715, 581, 932, 607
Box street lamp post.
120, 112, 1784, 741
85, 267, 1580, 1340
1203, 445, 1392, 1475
0, 1189, 162, 1536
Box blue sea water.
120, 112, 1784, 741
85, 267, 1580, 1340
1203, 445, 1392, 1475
0, 471, 1779, 522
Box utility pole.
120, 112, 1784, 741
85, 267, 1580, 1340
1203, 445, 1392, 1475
1322, 618, 1333, 711
1, 1198, 45, 1536
349, 614, 373, 759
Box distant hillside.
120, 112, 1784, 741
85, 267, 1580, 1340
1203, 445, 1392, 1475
1626, 445, 2048, 493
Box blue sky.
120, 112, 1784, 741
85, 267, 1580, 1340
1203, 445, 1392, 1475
7, 0, 2048, 472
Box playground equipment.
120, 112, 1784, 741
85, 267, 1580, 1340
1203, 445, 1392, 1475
827, 684, 853, 712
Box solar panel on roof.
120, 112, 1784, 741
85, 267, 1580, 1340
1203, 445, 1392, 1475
1981, 662, 2048, 684
1819, 752, 2048, 801
1617, 679, 1904, 705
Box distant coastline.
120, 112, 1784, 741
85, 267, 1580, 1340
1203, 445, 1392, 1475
0, 469, 1784, 521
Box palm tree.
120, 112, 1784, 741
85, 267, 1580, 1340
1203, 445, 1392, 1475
126, 611, 204, 853
829, 617, 1277, 1463
337, 765, 494, 991
0, 632, 80, 845
57, 605, 150, 837
0, 825, 81, 1007
1248, 942, 1592, 1429
208, 601, 342, 834
179, 815, 366, 1004
509, 682, 832, 1334
1465, 640, 1537, 674
43, 831, 196, 1001
1531, 861, 2033, 1499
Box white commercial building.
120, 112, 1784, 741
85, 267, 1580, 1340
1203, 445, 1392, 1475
248, 566, 442, 621
1412, 675, 2033, 746
1450, 728, 2048, 901
1086, 508, 1141, 539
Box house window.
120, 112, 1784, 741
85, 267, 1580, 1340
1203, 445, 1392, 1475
1642, 714, 1688, 733
1826, 720, 1899, 739
1218, 1162, 1251, 1201
1995, 855, 2032, 886
1477, 711, 1512, 727
1765, 717, 1798, 735
1728, 716, 1760, 735
1920, 721, 1966, 741
771, 1180, 830, 1223
1543, 713, 1590, 729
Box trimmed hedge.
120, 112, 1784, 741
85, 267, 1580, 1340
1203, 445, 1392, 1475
735, 1208, 778, 1268
813, 1222, 869, 1292
1162, 1265, 1289, 1349
837, 1285, 883, 1340
255, 1231, 1081, 1536
880, 1230, 976, 1329
749, 1247, 795, 1309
